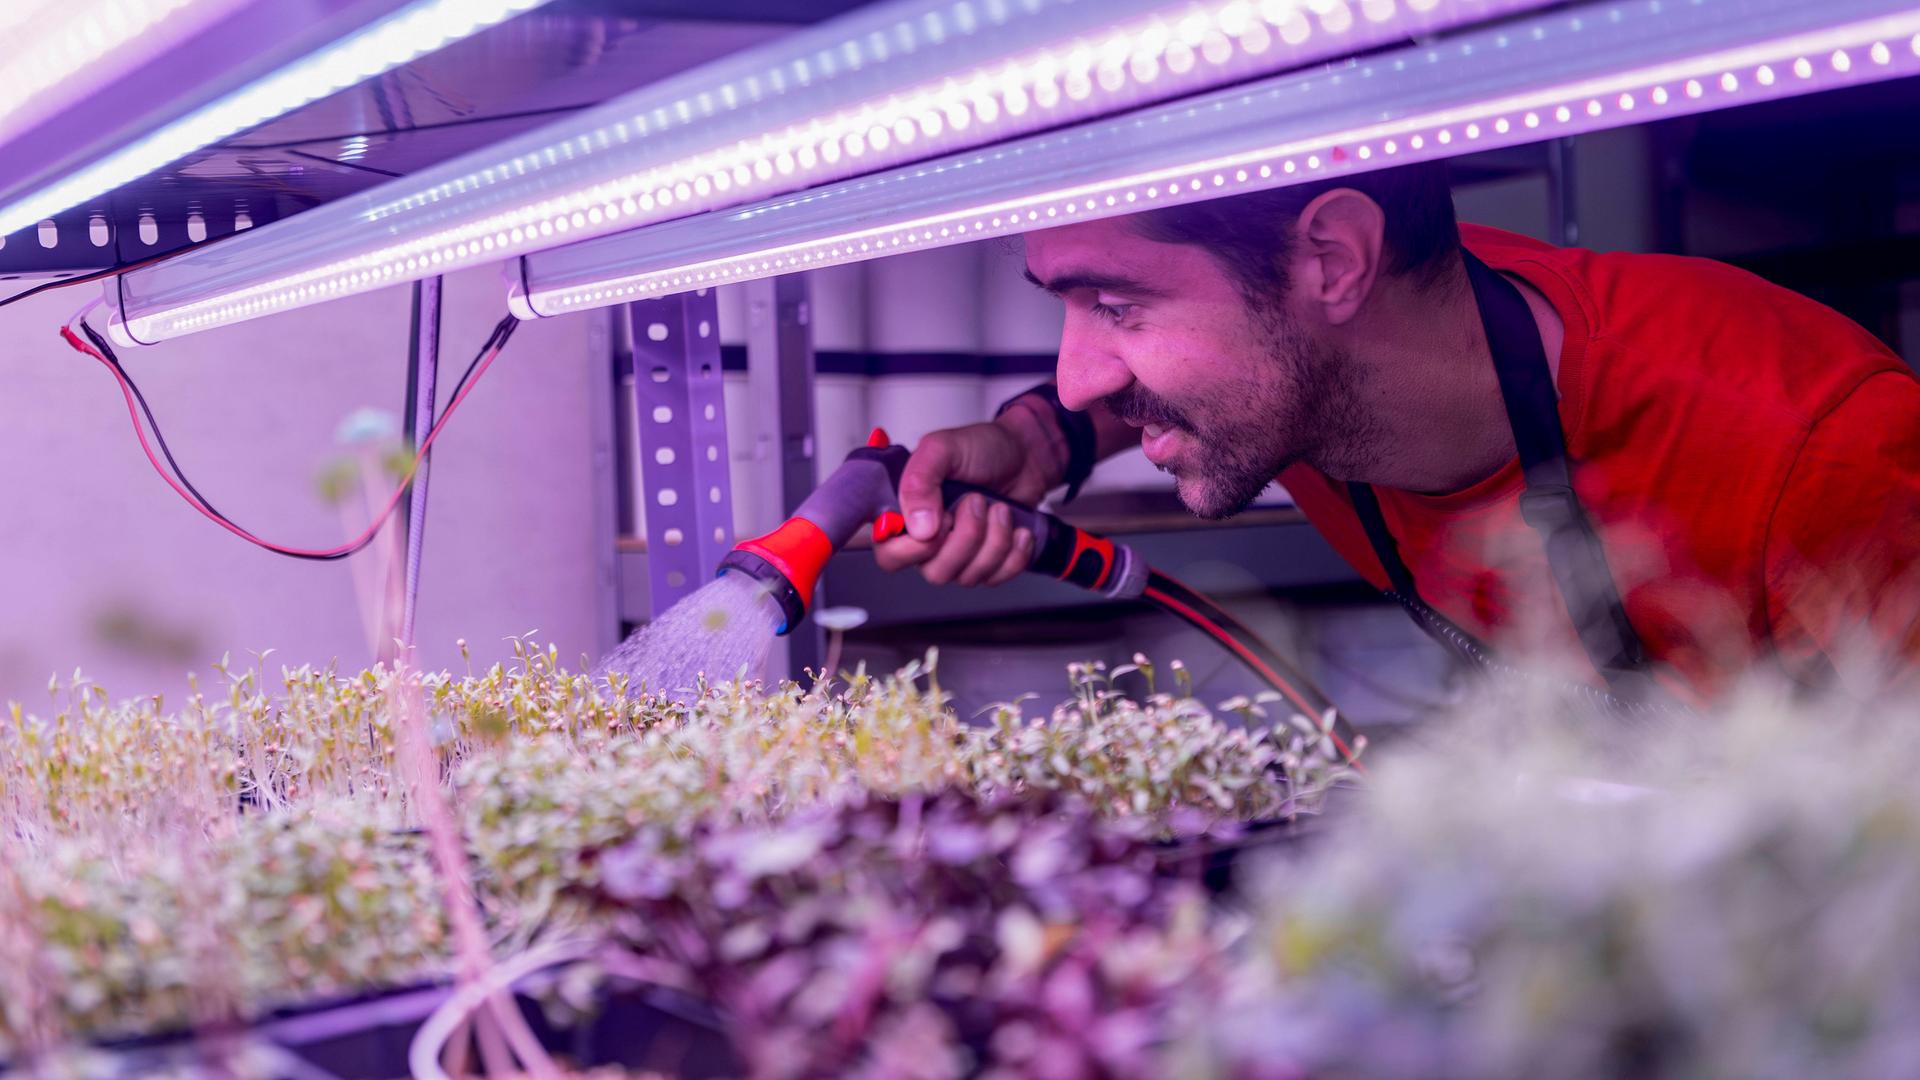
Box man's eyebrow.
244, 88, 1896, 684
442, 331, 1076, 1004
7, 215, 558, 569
1022, 267, 1167, 298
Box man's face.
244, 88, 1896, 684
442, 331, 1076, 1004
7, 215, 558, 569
1023, 217, 1356, 519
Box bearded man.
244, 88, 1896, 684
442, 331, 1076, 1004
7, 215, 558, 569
873, 163, 1920, 702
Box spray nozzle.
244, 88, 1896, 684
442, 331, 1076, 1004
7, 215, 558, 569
715, 433, 1359, 769
718, 518, 832, 634
720, 427, 1145, 635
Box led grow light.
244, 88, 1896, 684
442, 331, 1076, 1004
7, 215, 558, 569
0, 0, 555, 239
0, 0, 250, 150
512, 0, 1920, 316
107, 0, 1557, 344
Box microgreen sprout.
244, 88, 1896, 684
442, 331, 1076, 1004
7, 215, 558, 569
0, 644, 1327, 1064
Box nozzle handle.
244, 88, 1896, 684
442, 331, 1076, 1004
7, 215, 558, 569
749, 440, 1146, 622
937, 479, 1146, 600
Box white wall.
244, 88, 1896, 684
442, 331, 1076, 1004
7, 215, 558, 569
0, 264, 604, 704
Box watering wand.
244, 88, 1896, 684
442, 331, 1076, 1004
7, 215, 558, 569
720, 427, 1145, 635
718, 429, 1365, 767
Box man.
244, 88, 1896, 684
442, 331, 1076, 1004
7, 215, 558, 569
873, 162, 1920, 702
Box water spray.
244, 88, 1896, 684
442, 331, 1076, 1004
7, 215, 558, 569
719, 429, 1364, 767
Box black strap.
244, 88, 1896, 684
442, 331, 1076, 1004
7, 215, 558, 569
1349, 483, 1415, 597
1350, 252, 1664, 706
996, 381, 1096, 503
1349, 483, 1494, 675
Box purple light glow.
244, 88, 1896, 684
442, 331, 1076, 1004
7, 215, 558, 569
516, 0, 1920, 315
109, 0, 1563, 343
0, 0, 249, 148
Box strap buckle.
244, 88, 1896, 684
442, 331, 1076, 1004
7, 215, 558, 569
1518, 484, 1581, 531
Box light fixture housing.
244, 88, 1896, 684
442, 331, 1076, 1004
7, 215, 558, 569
509, 0, 1920, 316
0, 0, 251, 153
0, 0, 556, 241
106, 0, 1559, 344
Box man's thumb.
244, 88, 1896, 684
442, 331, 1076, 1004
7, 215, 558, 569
899, 435, 952, 541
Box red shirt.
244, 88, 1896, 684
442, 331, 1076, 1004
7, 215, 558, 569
1282, 225, 1920, 699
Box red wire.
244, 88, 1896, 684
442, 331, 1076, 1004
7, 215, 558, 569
1145, 584, 1367, 773
64, 312, 1364, 768
60, 324, 507, 559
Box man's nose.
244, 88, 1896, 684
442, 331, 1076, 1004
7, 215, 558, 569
1055, 321, 1131, 412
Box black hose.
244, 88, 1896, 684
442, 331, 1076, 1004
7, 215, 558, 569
1140, 569, 1366, 767
736, 444, 1367, 764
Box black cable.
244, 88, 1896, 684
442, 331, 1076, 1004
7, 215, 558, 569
1146, 569, 1339, 716
77, 314, 519, 561
79, 322, 227, 515
444, 317, 516, 406
80, 319, 359, 560
1144, 568, 1370, 765
1, 269, 119, 310
1, 230, 245, 311
81, 320, 225, 518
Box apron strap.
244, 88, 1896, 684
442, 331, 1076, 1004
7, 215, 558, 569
1348, 481, 1493, 674
1349, 251, 1665, 706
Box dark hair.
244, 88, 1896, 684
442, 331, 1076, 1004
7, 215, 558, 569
1127, 161, 1460, 300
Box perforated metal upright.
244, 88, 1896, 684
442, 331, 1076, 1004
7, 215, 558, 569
627, 289, 735, 616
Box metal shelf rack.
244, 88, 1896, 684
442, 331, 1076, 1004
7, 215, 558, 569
600, 140, 1585, 666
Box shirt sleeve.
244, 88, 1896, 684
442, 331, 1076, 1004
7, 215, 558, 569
1764, 370, 1920, 690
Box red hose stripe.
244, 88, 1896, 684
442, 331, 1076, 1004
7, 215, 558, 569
1145, 585, 1365, 771
1149, 571, 1334, 713
1144, 586, 1320, 717
1088, 535, 1115, 591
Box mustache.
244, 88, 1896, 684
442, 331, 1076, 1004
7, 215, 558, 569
1104, 384, 1194, 432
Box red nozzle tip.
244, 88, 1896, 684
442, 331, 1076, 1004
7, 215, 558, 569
734, 517, 833, 611
872, 510, 906, 542
867, 427, 890, 448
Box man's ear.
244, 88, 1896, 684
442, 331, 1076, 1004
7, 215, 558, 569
1291, 188, 1386, 326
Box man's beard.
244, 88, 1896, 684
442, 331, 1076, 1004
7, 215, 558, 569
1104, 309, 1368, 519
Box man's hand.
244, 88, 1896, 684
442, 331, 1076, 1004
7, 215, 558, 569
873, 398, 1066, 587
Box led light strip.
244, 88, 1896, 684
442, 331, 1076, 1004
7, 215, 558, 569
109, 0, 1558, 344
0, 0, 249, 146
514, 0, 1920, 316
0, 0, 554, 239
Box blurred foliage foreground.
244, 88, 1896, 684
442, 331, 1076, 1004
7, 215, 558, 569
2, 639, 1918, 1079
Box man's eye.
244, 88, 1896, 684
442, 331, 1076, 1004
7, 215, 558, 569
1090, 301, 1135, 323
